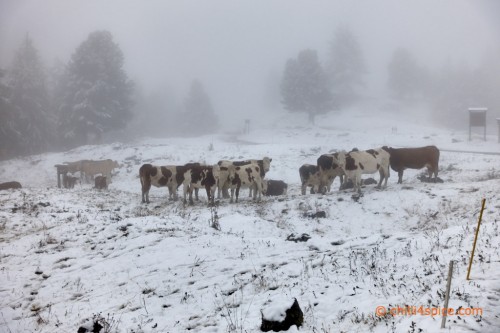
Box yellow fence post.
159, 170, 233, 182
466, 198, 486, 280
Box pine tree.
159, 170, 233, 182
280, 49, 332, 124
180, 79, 217, 135
325, 27, 366, 107
387, 47, 424, 101
6, 35, 52, 156
57, 30, 133, 148
0, 69, 17, 159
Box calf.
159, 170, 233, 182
299, 164, 322, 195
262, 179, 287, 196
81, 159, 119, 183
182, 164, 218, 205
94, 176, 108, 190
337, 148, 390, 193
63, 174, 78, 189
0, 181, 22, 191
139, 164, 187, 203
317, 153, 345, 193
227, 163, 264, 203
382, 146, 440, 184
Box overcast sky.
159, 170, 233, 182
1, 0, 498, 122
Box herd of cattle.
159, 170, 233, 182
0, 146, 440, 204
137, 145, 440, 205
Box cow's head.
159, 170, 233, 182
262, 157, 272, 172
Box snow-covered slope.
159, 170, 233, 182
1, 107, 499, 333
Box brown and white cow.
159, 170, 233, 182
139, 164, 187, 203
336, 148, 390, 193
227, 163, 264, 203
217, 157, 272, 198
182, 164, 218, 205
299, 164, 322, 195
317, 153, 345, 194
262, 179, 287, 196
81, 159, 119, 184
382, 146, 440, 184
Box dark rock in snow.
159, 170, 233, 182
305, 211, 326, 219
261, 298, 304, 332
286, 233, 311, 243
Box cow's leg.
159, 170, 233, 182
217, 179, 222, 199
235, 186, 240, 203
376, 170, 384, 188
183, 183, 189, 204
195, 188, 199, 201
222, 182, 230, 199
398, 171, 403, 184
189, 186, 195, 205
230, 187, 235, 203
301, 183, 307, 195
382, 167, 389, 188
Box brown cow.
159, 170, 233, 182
382, 146, 440, 184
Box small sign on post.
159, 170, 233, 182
468, 107, 487, 141
496, 118, 500, 143
244, 119, 250, 134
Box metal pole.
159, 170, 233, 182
441, 260, 454, 329
466, 198, 486, 280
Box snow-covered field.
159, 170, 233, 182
1, 107, 499, 333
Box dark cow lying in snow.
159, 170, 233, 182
0, 181, 22, 190
382, 146, 440, 184
262, 179, 287, 196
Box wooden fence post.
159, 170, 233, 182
467, 198, 486, 280
441, 260, 454, 329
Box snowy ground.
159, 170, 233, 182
1, 107, 499, 333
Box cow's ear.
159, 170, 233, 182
270, 158, 273, 162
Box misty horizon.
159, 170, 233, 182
1, 0, 500, 144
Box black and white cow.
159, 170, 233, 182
299, 164, 323, 195
182, 164, 219, 205
262, 179, 287, 196
336, 148, 390, 193
227, 163, 264, 203
217, 157, 272, 198
139, 164, 188, 203
317, 153, 345, 194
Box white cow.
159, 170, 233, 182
336, 148, 390, 193
226, 163, 264, 203
217, 157, 272, 199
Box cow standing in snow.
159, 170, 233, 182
139, 164, 188, 203
299, 164, 322, 195
226, 163, 264, 203
382, 146, 440, 184
182, 164, 219, 205
336, 148, 390, 193
217, 157, 272, 199
317, 153, 345, 194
